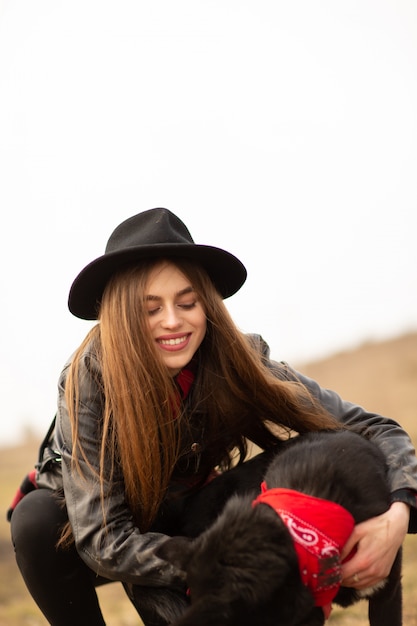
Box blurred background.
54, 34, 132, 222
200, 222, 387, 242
1, 0, 416, 446
1, 3, 417, 623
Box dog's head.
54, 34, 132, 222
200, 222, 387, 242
157, 494, 319, 626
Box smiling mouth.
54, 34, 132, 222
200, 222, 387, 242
158, 335, 189, 346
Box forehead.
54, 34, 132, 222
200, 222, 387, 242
145, 261, 192, 293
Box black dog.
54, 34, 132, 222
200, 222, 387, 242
157, 430, 402, 625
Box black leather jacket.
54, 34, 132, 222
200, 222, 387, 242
37, 335, 417, 590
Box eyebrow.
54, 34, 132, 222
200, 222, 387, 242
145, 286, 195, 302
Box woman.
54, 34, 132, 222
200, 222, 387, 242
10, 208, 417, 626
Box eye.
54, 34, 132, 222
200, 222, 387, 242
178, 301, 197, 310
146, 306, 161, 316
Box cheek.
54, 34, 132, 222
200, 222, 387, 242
195, 310, 207, 337
146, 316, 157, 334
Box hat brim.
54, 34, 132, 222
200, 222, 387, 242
68, 243, 247, 319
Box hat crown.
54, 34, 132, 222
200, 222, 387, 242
105, 208, 194, 254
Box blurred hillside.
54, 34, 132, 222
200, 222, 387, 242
299, 331, 417, 443
1, 332, 417, 625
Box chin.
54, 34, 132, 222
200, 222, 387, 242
166, 359, 189, 376
164, 352, 194, 374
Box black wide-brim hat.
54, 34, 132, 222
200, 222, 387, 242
68, 208, 247, 320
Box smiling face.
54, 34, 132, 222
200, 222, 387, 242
145, 261, 207, 376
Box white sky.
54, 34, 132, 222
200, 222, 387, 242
1, 0, 416, 445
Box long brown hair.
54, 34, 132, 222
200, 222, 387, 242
65, 259, 339, 533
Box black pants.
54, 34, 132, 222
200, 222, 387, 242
11, 489, 111, 625
10, 450, 276, 626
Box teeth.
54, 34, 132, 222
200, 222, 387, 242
159, 336, 187, 346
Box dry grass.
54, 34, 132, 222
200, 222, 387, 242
1, 331, 417, 625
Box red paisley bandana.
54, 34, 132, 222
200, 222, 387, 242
253, 484, 355, 618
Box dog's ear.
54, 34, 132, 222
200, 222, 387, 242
156, 536, 194, 571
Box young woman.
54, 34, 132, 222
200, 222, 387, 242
10, 208, 417, 626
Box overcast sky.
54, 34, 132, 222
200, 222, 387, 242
1, 0, 416, 445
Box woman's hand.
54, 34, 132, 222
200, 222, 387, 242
340, 501, 409, 590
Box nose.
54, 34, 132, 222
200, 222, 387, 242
161, 305, 183, 329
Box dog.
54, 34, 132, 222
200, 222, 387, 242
156, 430, 403, 625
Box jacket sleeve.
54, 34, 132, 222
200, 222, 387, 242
270, 356, 417, 532
56, 351, 186, 589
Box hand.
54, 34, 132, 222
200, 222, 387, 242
340, 502, 409, 590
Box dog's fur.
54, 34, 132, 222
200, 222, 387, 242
156, 430, 403, 626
